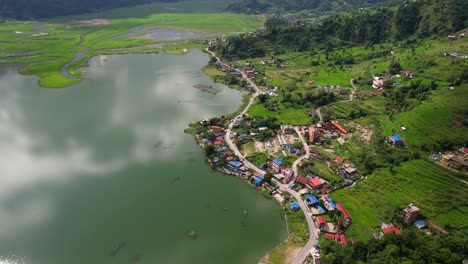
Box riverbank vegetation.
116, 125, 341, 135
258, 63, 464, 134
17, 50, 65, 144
0, 0, 264, 88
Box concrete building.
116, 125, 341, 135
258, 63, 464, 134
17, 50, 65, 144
401, 203, 420, 223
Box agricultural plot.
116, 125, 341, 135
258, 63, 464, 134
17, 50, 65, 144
377, 85, 468, 148
333, 159, 468, 241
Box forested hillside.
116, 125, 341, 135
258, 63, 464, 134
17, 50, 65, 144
0, 0, 178, 19
215, 0, 467, 59
227, 0, 402, 13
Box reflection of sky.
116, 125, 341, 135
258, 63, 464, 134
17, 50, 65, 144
0, 50, 241, 241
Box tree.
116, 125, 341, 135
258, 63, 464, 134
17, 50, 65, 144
204, 145, 215, 156
258, 93, 268, 103
264, 172, 273, 183
389, 61, 402, 75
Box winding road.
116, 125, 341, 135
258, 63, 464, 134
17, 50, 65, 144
206, 48, 318, 264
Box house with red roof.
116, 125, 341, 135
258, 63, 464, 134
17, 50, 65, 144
331, 121, 348, 134
211, 126, 222, 133
296, 175, 309, 186
335, 156, 344, 163
381, 227, 401, 236
308, 177, 323, 189
316, 216, 326, 229
340, 234, 348, 246
336, 202, 351, 228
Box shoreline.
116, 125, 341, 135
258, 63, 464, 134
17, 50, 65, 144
187, 48, 315, 264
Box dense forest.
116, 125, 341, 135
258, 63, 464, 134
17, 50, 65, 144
0, 0, 178, 19
214, 0, 468, 59
320, 227, 467, 264
227, 0, 403, 13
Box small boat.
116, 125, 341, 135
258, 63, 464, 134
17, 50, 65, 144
169, 176, 181, 184
109, 241, 126, 256
185, 229, 198, 240
223, 208, 230, 211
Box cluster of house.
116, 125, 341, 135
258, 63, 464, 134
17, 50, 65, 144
201, 125, 250, 177
327, 156, 361, 184
430, 148, 468, 172
376, 203, 448, 239
263, 157, 294, 184
298, 125, 324, 144
447, 31, 467, 41
371, 70, 414, 95
291, 192, 353, 245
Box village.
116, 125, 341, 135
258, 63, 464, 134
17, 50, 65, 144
188, 33, 468, 262
187, 42, 468, 262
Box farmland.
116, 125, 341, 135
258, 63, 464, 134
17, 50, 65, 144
333, 159, 467, 241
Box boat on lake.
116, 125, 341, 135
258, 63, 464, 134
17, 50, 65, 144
109, 241, 126, 256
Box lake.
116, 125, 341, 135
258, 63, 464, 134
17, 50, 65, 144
0, 49, 286, 264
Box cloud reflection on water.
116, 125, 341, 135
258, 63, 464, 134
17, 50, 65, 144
0, 51, 241, 240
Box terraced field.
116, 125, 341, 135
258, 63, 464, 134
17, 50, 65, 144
378, 86, 468, 148
333, 159, 468, 241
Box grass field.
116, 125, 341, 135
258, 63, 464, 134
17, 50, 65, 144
249, 104, 311, 125
332, 159, 468, 241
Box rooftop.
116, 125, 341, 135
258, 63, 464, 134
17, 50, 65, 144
273, 158, 284, 166
382, 227, 401, 235
390, 134, 404, 142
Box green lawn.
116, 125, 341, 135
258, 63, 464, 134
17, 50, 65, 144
249, 104, 311, 125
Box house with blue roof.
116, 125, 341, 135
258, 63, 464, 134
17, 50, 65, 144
272, 158, 284, 173
305, 194, 319, 205
217, 147, 228, 152
317, 205, 326, 214
327, 197, 337, 210
414, 220, 426, 229
253, 175, 264, 185
290, 202, 300, 211
387, 133, 405, 147
227, 161, 243, 171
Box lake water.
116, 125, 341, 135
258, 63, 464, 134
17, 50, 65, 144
0, 49, 286, 264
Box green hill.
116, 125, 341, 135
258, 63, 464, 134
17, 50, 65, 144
227, 0, 402, 13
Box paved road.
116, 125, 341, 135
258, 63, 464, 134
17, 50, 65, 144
205, 48, 317, 264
